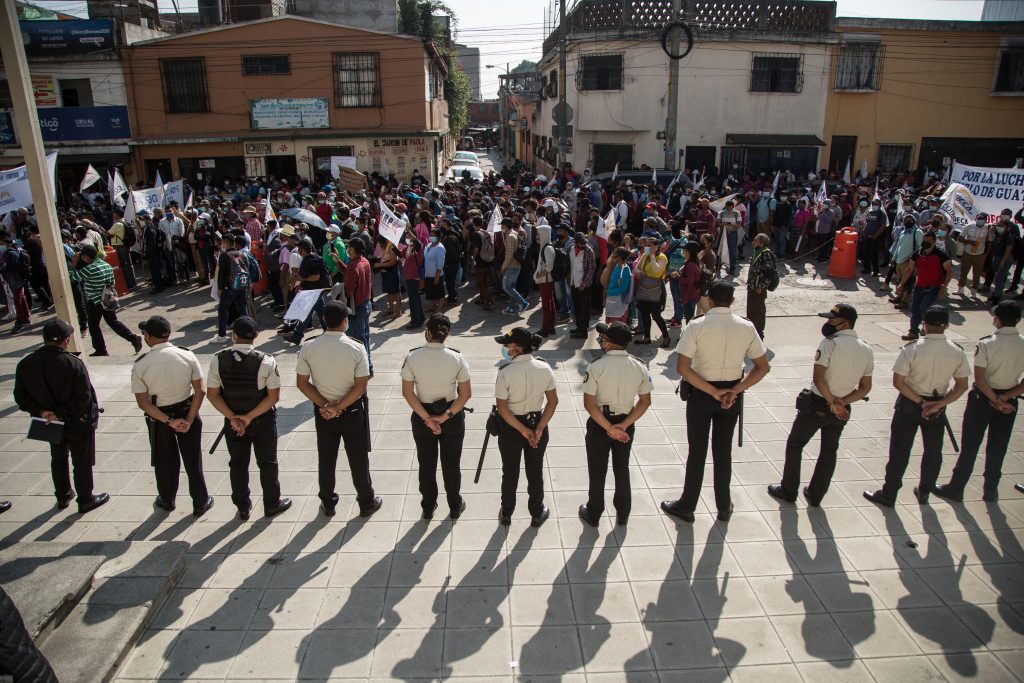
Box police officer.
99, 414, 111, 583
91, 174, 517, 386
768, 304, 873, 507
400, 313, 472, 520
14, 319, 109, 513
494, 327, 558, 527
936, 300, 1024, 503
865, 305, 970, 506
206, 317, 292, 521
131, 315, 213, 516
296, 301, 382, 518
578, 321, 653, 527
662, 281, 770, 523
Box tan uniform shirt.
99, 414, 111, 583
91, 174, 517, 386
811, 329, 874, 398
130, 342, 203, 407
295, 332, 369, 402
495, 353, 556, 414
893, 333, 971, 397
400, 342, 471, 403
674, 308, 766, 381
207, 344, 281, 391
582, 350, 653, 415
974, 327, 1024, 391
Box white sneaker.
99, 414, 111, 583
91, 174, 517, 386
213, 335, 231, 343
957, 287, 965, 296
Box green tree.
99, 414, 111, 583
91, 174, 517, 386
443, 51, 471, 134
511, 60, 538, 74
398, 0, 422, 35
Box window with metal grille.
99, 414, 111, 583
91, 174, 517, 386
160, 57, 209, 113
332, 52, 380, 108
877, 144, 914, 173
835, 42, 882, 90
242, 54, 290, 76
750, 54, 802, 93
578, 54, 623, 91
994, 45, 1024, 93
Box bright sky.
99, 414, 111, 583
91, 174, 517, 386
31, 0, 987, 98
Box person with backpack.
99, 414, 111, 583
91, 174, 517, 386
499, 218, 529, 316
142, 212, 165, 294
71, 244, 143, 356
470, 217, 495, 310
746, 233, 778, 341
441, 219, 462, 304
108, 208, 137, 289
214, 233, 255, 343
0, 232, 31, 334
533, 224, 557, 336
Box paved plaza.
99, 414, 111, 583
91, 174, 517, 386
0, 263, 1022, 682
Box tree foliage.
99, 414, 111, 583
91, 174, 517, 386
511, 60, 538, 74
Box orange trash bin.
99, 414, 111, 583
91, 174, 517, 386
251, 241, 269, 296
827, 229, 858, 279
103, 245, 129, 296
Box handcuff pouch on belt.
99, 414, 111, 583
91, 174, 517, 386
796, 389, 844, 424
485, 405, 501, 436
675, 379, 691, 402
895, 393, 945, 419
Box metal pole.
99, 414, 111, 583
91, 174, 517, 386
0, 0, 80, 353
664, 0, 682, 171
557, 0, 568, 182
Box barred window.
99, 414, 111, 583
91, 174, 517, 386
994, 45, 1024, 93
835, 42, 882, 90
160, 57, 208, 113
877, 144, 914, 173
750, 54, 802, 93
242, 54, 290, 76
332, 52, 380, 108
578, 54, 623, 91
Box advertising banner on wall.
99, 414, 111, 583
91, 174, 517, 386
951, 162, 1024, 219
36, 106, 131, 142
19, 20, 115, 55
250, 98, 329, 130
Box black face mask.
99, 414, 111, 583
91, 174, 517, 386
821, 322, 839, 337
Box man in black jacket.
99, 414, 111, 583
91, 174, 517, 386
13, 319, 109, 513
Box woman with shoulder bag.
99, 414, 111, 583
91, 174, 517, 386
602, 246, 633, 324
678, 242, 702, 324
634, 236, 671, 348
697, 233, 718, 316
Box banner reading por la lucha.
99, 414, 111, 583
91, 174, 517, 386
951, 162, 1024, 217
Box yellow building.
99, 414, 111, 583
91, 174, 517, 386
823, 18, 1024, 176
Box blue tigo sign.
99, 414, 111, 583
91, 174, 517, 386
20, 20, 115, 55
0, 113, 14, 145
251, 98, 330, 130
37, 106, 131, 142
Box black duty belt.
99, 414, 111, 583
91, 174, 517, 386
513, 411, 541, 428
159, 397, 193, 419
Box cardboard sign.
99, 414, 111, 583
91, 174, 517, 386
337, 166, 368, 194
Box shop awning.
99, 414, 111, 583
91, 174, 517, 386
725, 134, 826, 146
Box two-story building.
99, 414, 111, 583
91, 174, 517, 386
124, 16, 451, 186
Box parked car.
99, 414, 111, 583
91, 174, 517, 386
454, 151, 480, 166
447, 165, 484, 182
588, 168, 679, 188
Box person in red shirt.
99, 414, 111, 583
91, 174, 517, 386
315, 191, 333, 227
340, 238, 374, 374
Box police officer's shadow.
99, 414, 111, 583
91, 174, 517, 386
884, 507, 995, 677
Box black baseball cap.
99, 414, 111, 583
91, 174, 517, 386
494, 327, 536, 348
596, 321, 632, 346
138, 315, 171, 338
818, 303, 858, 324
924, 305, 950, 326
707, 279, 735, 300
992, 300, 1022, 325
426, 313, 452, 336
231, 316, 259, 340
42, 318, 74, 343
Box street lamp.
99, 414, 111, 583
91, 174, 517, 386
487, 64, 511, 160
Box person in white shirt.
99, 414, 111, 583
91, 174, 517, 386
956, 213, 992, 295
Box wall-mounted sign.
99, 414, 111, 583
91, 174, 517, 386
32, 76, 59, 107
36, 106, 131, 141
198, 159, 216, 168
20, 20, 115, 55
250, 98, 329, 130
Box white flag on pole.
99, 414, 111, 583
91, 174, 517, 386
545, 174, 557, 191
815, 180, 828, 211
80, 164, 102, 193
860, 158, 868, 179
771, 170, 780, 194
718, 226, 731, 273
184, 190, 194, 210
709, 193, 739, 213
124, 191, 136, 224
377, 198, 405, 247
264, 198, 276, 224
665, 171, 682, 195
872, 179, 880, 202
651, 168, 657, 186
695, 167, 706, 191
382, 158, 391, 179
602, 208, 615, 238
611, 162, 618, 182
487, 205, 503, 234
895, 193, 905, 219
162, 180, 184, 207
110, 169, 129, 207
154, 169, 163, 189
842, 157, 851, 184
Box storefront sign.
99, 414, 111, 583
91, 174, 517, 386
20, 20, 115, 55
0, 113, 14, 145
32, 76, 59, 107
366, 138, 433, 180
951, 162, 1024, 218
199, 159, 216, 168
37, 106, 131, 141
250, 98, 329, 130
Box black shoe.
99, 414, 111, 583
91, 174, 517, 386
320, 502, 336, 517
131, 335, 143, 354
154, 496, 175, 512
89, 350, 109, 357
78, 492, 110, 514
57, 491, 75, 510
616, 515, 628, 526
1016, 483, 1024, 494
911, 486, 929, 504
498, 508, 512, 526
531, 506, 550, 527
193, 496, 215, 517
933, 484, 963, 503
238, 503, 252, 521
450, 499, 467, 520
660, 500, 695, 523
983, 490, 999, 503
863, 490, 894, 507
10, 322, 28, 335
423, 502, 438, 520
359, 496, 383, 517
264, 498, 292, 518
0, 501, 9, 514
767, 484, 796, 504
717, 503, 734, 522
404, 322, 423, 330
569, 331, 587, 339
803, 487, 820, 508
578, 505, 600, 527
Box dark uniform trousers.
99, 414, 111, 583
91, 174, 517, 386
498, 414, 548, 517
948, 389, 1017, 496
314, 404, 374, 509
585, 415, 634, 518
780, 392, 850, 504
411, 410, 464, 512
0, 586, 58, 682
882, 396, 946, 500
225, 411, 282, 512
151, 401, 209, 507
679, 381, 741, 513
51, 429, 96, 502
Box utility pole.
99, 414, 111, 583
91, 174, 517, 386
664, 0, 682, 171
0, 0, 80, 353
557, 0, 568, 183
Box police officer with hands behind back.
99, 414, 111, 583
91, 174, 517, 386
494, 327, 558, 527
936, 300, 1024, 503
578, 321, 653, 528
662, 280, 771, 523
769, 304, 874, 507
296, 301, 382, 518
865, 305, 970, 506
401, 313, 472, 520
206, 316, 292, 521
132, 315, 214, 516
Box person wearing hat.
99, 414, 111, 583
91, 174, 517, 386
578, 322, 653, 527
70, 243, 143, 356
864, 305, 970, 506
745, 232, 776, 340
14, 318, 109, 513
936, 300, 1024, 503
494, 327, 558, 526
896, 228, 953, 340
567, 231, 596, 339
321, 224, 347, 284
132, 315, 214, 516
400, 313, 472, 519
205, 317, 292, 520
296, 301, 381, 518
768, 304, 873, 507
662, 280, 770, 523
